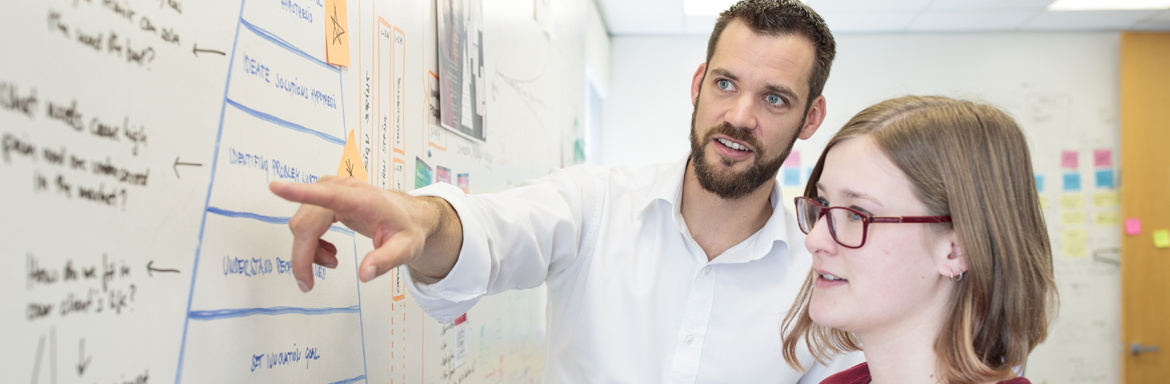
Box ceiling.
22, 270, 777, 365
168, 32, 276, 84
596, 0, 1170, 35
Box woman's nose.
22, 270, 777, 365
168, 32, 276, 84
804, 213, 838, 257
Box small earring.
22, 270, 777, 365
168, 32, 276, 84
950, 271, 964, 282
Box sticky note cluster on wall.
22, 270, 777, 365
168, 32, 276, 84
1058, 149, 1116, 192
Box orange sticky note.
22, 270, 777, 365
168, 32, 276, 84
325, 0, 350, 67
338, 129, 368, 180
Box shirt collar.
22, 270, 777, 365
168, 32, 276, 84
641, 155, 691, 213
643, 154, 794, 263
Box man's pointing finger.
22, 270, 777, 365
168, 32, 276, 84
270, 177, 361, 213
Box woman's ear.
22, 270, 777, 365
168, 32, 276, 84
937, 234, 968, 279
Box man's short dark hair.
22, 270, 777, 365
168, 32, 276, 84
706, 0, 836, 107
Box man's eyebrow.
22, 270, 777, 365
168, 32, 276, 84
710, 68, 739, 82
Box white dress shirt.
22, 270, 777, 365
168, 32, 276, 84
405, 156, 861, 383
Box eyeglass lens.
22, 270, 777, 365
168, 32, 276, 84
797, 198, 865, 248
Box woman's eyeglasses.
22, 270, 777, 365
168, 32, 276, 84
794, 196, 952, 248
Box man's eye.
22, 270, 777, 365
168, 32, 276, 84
766, 94, 784, 105
717, 79, 733, 90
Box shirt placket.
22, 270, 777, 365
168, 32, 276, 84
666, 263, 718, 384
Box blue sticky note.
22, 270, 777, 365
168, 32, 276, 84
1063, 173, 1081, 192
802, 168, 812, 186
1095, 169, 1114, 189
783, 168, 801, 187
1034, 175, 1044, 193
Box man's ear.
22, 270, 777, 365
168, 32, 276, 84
798, 95, 827, 140
691, 62, 707, 107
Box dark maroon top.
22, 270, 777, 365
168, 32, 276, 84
821, 363, 1032, 384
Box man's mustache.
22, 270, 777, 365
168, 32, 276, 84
704, 123, 763, 154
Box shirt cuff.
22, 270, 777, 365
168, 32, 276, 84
402, 182, 490, 323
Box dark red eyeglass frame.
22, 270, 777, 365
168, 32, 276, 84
794, 196, 953, 249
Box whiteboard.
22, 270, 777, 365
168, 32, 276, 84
1, 0, 585, 381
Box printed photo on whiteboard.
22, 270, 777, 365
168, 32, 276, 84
437, 0, 485, 141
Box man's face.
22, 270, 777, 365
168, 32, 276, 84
689, 20, 823, 199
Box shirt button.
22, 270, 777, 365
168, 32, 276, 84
685, 335, 695, 344
703, 266, 711, 275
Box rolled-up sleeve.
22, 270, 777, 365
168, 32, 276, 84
402, 166, 599, 323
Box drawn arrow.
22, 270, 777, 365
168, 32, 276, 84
147, 260, 180, 277
192, 43, 225, 57
77, 338, 92, 376
173, 157, 202, 178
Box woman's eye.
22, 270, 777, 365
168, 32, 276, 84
847, 211, 865, 221
815, 197, 830, 207
717, 79, 733, 91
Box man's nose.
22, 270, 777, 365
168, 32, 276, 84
724, 95, 758, 130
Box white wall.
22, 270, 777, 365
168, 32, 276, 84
602, 36, 708, 168
585, 0, 612, 97
584, 0, 611, 164
603, 32, 1121, 168
602, 32, 1123, 384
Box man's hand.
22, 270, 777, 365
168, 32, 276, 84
270, 176, 461, 292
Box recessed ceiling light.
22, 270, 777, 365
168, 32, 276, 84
1048, 0, 1170, 11
684, 0, 806, 16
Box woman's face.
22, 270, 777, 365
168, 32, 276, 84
806, 136, 960, 343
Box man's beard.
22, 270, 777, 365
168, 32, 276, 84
689, 97, 803, 200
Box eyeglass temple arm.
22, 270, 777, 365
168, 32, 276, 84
871, 216, 952, 223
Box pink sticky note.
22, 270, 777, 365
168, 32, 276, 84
1125, 218, 1142, 235
1061, 151, 1079, 169
1094, 149, 1112, 167
783, 151, 801, 168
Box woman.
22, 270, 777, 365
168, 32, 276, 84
780, 95, 1057, 384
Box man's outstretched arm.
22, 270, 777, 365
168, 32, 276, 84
269, 175, 463, 292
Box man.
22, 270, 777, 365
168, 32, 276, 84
272, 0, 858, 382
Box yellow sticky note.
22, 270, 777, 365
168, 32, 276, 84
1092, 191, 1120, 207
337, 129, 368, 181
1154, 229, 1170, 249
1061, 211, 1086, 226
1095, 212, 1120, 226
325, 0, 350, 67
1062, 228, 1087, 258
1060, 194, 1084, 210
1039, 195, 1050, 210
